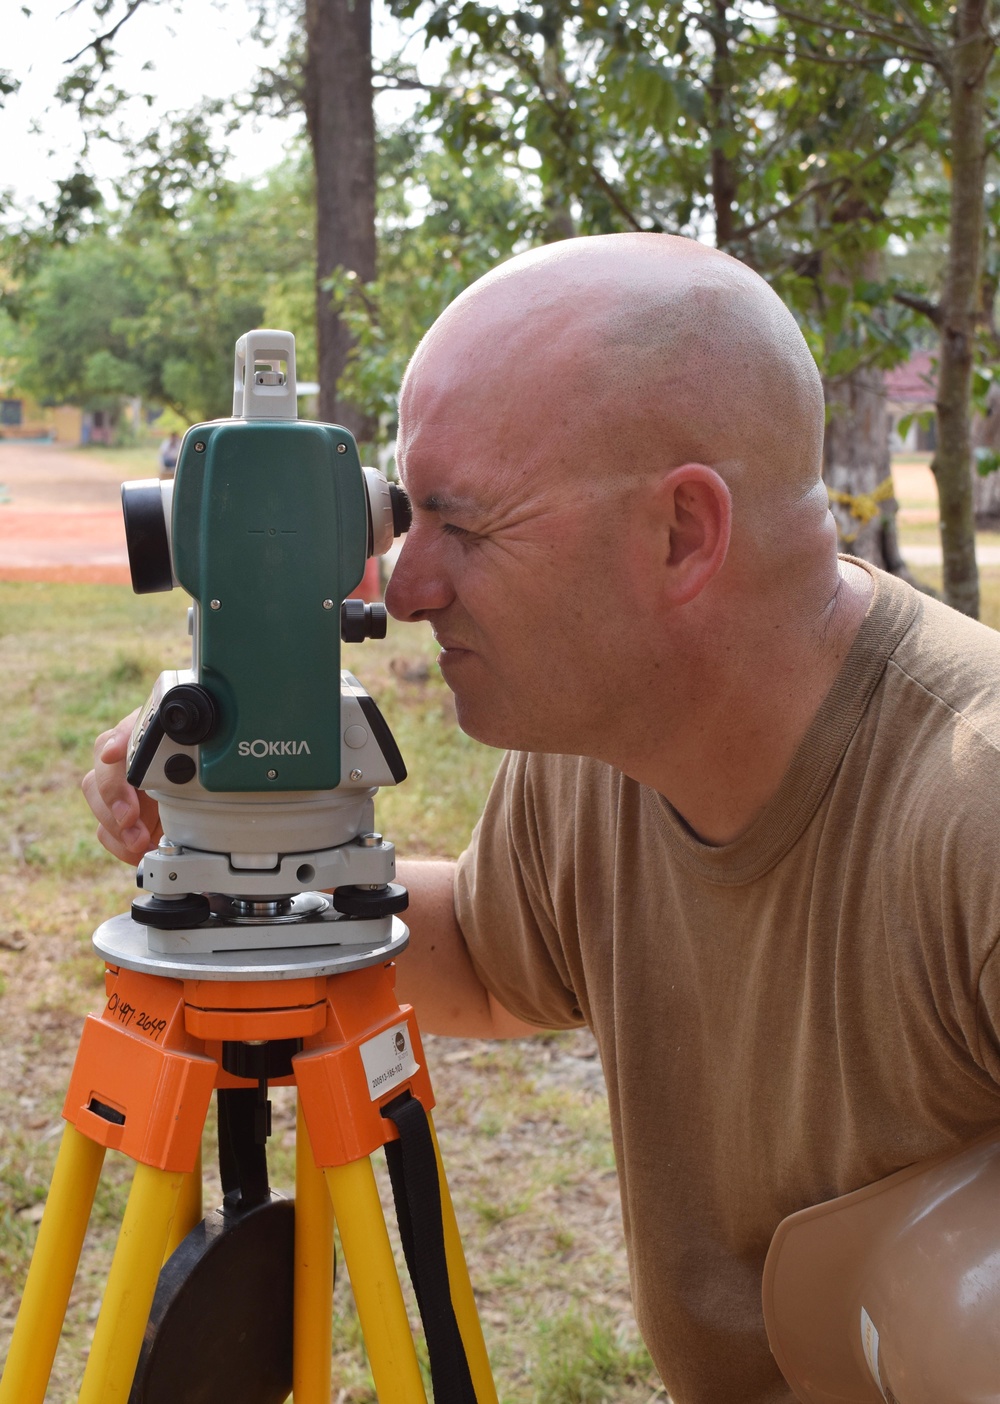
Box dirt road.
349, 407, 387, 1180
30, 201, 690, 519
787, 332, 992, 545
0, 441, 133, 583
2, 440, 991, 579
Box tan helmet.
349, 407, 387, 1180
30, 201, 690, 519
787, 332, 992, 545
762, 1127, 1000, 1403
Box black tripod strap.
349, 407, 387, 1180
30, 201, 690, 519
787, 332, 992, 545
217, 1087, 270, 1211
382, 1094, 478, 1404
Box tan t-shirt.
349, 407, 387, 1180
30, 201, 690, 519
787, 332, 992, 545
454, 565, 1000, 1404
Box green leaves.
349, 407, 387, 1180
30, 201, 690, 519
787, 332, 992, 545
326, 137, 538, 440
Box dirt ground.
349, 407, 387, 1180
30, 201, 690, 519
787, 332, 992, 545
0, 442, 132, 583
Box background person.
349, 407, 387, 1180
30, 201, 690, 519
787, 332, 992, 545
158, 430, 181, 477
84, 234, 1000, 1404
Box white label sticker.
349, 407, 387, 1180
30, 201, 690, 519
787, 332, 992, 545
359, 1021, 418, 1102
860, 1307, 886, 1400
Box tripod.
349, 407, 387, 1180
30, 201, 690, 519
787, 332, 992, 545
0, 915, 498, 1404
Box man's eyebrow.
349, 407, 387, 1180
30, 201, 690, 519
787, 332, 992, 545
419, 492, 481, 516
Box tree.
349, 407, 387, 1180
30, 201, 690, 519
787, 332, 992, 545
330, 129, 539, 428
390, 0, 941, 573
24, 0, 380, 443
304, 0, 377, 438
6, 167, 323, 425
930, 0, 996, 617
13, 235, 165, 416
771, 0, 999, 614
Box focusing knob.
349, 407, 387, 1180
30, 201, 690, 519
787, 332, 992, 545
341, 599, 388, 643
389, 483, 412, 536
159, 684, 218, 746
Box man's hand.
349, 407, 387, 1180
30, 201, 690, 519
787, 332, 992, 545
82, 710, 162, 864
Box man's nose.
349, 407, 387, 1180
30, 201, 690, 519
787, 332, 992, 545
384, 532, 454, 622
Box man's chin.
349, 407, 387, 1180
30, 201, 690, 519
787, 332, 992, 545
451, 695, 553, 755
448, 690, 515, 751
452, 700, 501, 748
437, 658, 540, 750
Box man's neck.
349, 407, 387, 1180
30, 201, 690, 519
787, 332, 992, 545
619, 560, 876, 846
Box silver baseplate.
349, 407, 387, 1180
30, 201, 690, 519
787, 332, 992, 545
93, 910, 409, 981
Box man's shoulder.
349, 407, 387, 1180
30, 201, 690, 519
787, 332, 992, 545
857, 579, 1000, 867
886, 580, 1000, 750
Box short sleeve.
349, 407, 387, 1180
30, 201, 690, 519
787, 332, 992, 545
454, 752, 587, 1030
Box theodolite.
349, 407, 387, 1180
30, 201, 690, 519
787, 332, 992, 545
100, 326, 412, 969
0, 329, 496, 1404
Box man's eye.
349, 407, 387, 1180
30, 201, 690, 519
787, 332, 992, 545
442, 522, 479, 541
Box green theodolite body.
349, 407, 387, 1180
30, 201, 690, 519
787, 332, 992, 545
171, 418, 368, 792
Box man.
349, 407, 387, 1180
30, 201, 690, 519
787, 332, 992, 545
84, 234, 1000, 1403
158, 430, 181, 478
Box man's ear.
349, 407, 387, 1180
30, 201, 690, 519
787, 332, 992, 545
655, 464, 732, 605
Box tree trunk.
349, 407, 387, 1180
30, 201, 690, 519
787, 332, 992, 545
304, 0, 377, 444
821, 240, 905, 573
706, 0, 738, 250
823, 364, 904, 569
540, 2, 577, 241
972, 383, 1000, 518
931, 0, 991, 618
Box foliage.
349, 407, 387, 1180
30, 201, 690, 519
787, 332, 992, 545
330, 126, 540, 433
384, 0, 989, 380
12, 236, 166, 410
3, 0, 997, 486
1, 158, 319, 421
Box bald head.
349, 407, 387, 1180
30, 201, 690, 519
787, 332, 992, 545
389, 234, 868, 825
402, 234, 826, 529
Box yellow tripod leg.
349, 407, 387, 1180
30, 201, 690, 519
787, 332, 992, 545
428, 1116, 498, 1404
324, 1159, 427, 1404
0, 1123, 106, 1404
77, 1162, 184, 1404
163, 1142, 203, 1263
293, 1097, 334, 1404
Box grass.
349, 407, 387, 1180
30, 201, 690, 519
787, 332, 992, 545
532, 1311, 664, 1404
73, 437, 163, 479
4, 454, 994, 1402
0, 580, 658, 1402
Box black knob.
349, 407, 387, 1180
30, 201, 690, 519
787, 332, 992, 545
331, 883, 409, 918
164, 753, 197, 785
389, 482, 411, 536
159, 684, 218, 745
341, 599, 388, 642
132, 893, 211, 929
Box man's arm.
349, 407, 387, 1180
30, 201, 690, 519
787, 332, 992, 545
82, 717, 538, 1040
394, 858, 541, 1039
